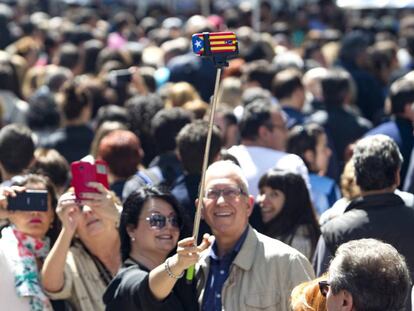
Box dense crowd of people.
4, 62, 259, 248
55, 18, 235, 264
0, 0, 414, 310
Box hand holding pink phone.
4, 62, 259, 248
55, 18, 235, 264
71, 160, 109, 200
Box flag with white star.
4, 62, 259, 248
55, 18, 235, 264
192, 32, 238, 57
192, 35, 204, 54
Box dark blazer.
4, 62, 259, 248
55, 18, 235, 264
315, 193, 414, 283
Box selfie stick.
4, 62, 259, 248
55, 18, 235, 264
186, 32, 238, 283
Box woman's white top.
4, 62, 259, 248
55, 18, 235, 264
0, 238, 31, 311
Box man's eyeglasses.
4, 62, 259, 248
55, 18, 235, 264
318, 280, 330, 297
205, 187, 245, 201
144, 213, 181, 230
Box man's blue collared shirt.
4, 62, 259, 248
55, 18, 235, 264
201, 227, 249, 311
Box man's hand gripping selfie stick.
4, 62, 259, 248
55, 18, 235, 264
186, 32, 239, 283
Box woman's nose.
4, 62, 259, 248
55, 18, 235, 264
82, 205, 93, 213
256, 194, 265, 205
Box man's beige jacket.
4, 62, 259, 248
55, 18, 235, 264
197, 226, 315, 310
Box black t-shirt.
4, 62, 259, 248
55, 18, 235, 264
103, 261, 199, 311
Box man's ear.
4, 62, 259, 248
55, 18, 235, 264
247, 195, 254, 217
257, 125, 270, 140
394, 168, 401, 188
340, 290, 354, 311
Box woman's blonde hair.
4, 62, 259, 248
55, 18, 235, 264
182, 98, 209, 119
165, 82, 200, 108
291, 276, 327, 311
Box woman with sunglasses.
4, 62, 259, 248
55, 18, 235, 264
0, 174, 60, 311
41, 181, 122, 311
104, 186, 211, 311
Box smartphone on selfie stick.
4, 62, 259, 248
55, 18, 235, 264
186, 31, 239, 283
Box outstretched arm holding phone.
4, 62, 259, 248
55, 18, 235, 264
41, 183, 122, 310
41, 191, 80, 293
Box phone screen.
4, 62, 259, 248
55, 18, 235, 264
7, 190, 49, 212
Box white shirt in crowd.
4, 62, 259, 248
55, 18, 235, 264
228, 145, 311, 198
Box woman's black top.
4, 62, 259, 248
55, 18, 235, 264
103, 260, 199, 311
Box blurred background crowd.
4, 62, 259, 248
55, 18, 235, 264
1, 0, 414, 310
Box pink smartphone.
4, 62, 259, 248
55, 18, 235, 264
71, 160, 109, 199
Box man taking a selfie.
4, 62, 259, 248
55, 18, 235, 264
196, 160, 314, 311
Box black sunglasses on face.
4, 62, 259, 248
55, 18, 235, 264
144, 213, 181, 230
318, 280, 330, 297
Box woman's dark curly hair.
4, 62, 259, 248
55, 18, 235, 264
119, 185, 190, 262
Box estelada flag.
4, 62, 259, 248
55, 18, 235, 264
192, 32, 238, 56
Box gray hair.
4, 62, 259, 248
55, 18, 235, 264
352, 134, 403, 191
329, 239, 411, 311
